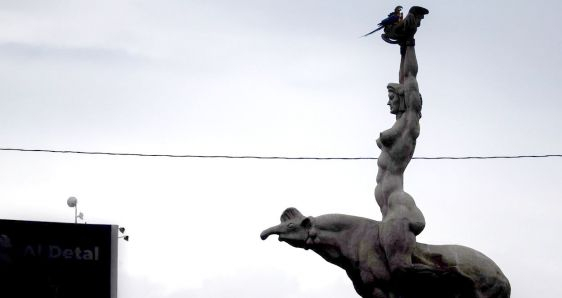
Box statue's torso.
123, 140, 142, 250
375, 111, 420, 215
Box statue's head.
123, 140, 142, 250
387, 83, 406, 115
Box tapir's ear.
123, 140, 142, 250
301, 217, 313, 229
280, 207, 304, 222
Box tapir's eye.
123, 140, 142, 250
287, 223, 295, 230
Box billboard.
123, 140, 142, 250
0, 219, 118, 298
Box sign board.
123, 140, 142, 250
0, 219, 118, 298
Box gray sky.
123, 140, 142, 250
0, 0, 561, 297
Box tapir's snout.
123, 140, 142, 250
260, 224, 283, 240
261, 208, 310, 248
261, 222, 310, 250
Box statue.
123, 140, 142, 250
261, 6, 511, 298
374, 13, 426, 292
261, 208, 511, 298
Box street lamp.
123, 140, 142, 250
67, 196, 84, 224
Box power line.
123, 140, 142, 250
412, 155, 562, 160
0, 147, 561, 161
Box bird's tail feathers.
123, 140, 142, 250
362, 26, 384, 38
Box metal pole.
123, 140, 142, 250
74, 205, 77, 224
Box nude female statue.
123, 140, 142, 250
375, 7, 430, 285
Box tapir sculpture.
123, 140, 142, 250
261, 208, 510, 298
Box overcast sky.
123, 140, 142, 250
0, 0, 561, 297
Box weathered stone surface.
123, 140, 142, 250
261, 6, 510, 298
261, 208, 511, 298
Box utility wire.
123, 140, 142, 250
0, 147, 561, 161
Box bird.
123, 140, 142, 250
362, 6, 403, 37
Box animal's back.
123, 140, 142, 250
413, 243, 511, 297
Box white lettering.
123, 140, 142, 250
63, 249, 73, 259
83, 249, 93, 260
75, 247, 82, 260
24, 245, 37, 257
49, 245, 61, 258
22, 244, 100, 261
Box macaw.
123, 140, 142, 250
362, 6, 403, 37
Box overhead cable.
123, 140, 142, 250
0, 148, 560, 161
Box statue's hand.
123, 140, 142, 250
399, 6, 428, 44
403, 12, 416, 30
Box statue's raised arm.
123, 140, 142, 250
377, 7, 427, 152
400, 45, 422, 119
398, 7, 427, 116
